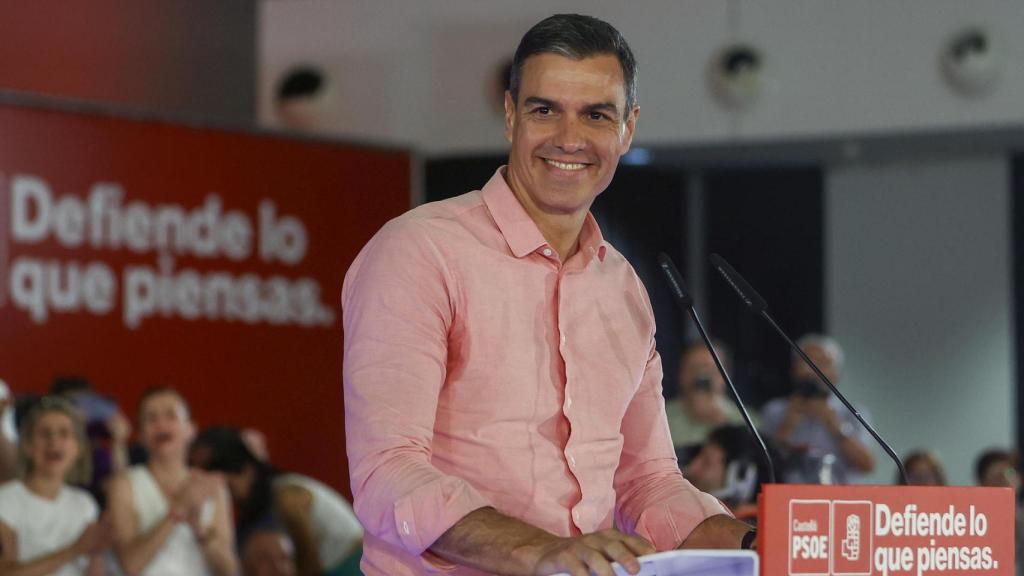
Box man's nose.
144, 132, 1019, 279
552, 116, 585, 153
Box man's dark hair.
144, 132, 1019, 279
509, 14, 637, 113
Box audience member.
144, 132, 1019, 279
761, 334, 876, 484
191, 426, 363, 576
664, 340, 748, 455
241, 524, 298, 576
974, 447, 1022, 574
51, 376, 140, 505
975, 448, 1020, 491
900, 450, 947, 486
684, 425, 780, 520
107, 387, 238, 576
0, 379, 17, 483
0, 396, 112, 575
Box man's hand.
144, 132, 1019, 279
431, 507, 655, 576
533, 529, 654, 576
679, 514, 753, 550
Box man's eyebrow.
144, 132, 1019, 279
523, 96, 557, 108
585, 102, 621, 116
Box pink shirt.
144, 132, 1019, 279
342, 168, 728, 575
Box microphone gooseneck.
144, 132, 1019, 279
708, 253, 908, 485
656, 253, 776, 484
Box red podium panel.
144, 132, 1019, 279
759, 484, 1015, 576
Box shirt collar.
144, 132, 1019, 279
480, 166, 607, 263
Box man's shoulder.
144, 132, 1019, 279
379, 190, 487, 239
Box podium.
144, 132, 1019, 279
553, 550, 759, 576
757, 484, 1016, 576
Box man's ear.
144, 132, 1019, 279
619, 105, 640, 155
504, 90, 516, 143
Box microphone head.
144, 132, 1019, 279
657, 253, 695, 308
709, 253, 768, 313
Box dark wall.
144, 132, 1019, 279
0, 2, 256, 124
705, 167, 825, 405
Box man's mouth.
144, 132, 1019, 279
544, 159, 588, 171
44, 451, 64, 463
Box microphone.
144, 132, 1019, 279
708, 253, 908, 485
657, 253, 776, 484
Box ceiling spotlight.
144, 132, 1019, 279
941, 27, 999, 97
708, 43, 764, 111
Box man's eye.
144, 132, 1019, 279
589, 112, 608, 121
534, 107, 551, 115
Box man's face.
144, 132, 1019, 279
504, 53, 638, 221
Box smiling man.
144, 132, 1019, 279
342, 14, 755, 576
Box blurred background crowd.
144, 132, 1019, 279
2, 332, 1021, 573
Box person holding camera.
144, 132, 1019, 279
665, 340, 749, 458
761, 334, 876, 484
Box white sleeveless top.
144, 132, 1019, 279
274, 474, 363, 569
0, 480, 98, 576
127, 466, 213, 576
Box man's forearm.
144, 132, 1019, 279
430, 507, 560, 576
678, 514, 752, 550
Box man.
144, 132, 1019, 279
342, 14, 753, 576
761, 334, 875, 484
664, 340, 748, 454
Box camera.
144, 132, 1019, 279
794, 378, 828, 399
693, 374, 714, 393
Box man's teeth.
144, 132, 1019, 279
546, 159, 587, 171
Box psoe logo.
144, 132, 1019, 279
790, 500, 831, 576
832, 501, 873, 576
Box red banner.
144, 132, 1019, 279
0, 99, 411, 495
759, 484, 1015, 576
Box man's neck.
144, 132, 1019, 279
503, 170, 590, 262
530, 209, 586, 262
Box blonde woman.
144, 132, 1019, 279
107, 387, 237, 576
0, 396, 110, 576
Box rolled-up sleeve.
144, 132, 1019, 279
613, 339, 731, 551
342, 219, 491, 560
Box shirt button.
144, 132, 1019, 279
566, 395, 572, 409
569, 455, 576, 467
560, 333, 566, 346
402, 521, 411, 535
542, 248, 553, 257
573, 510, 581, 523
